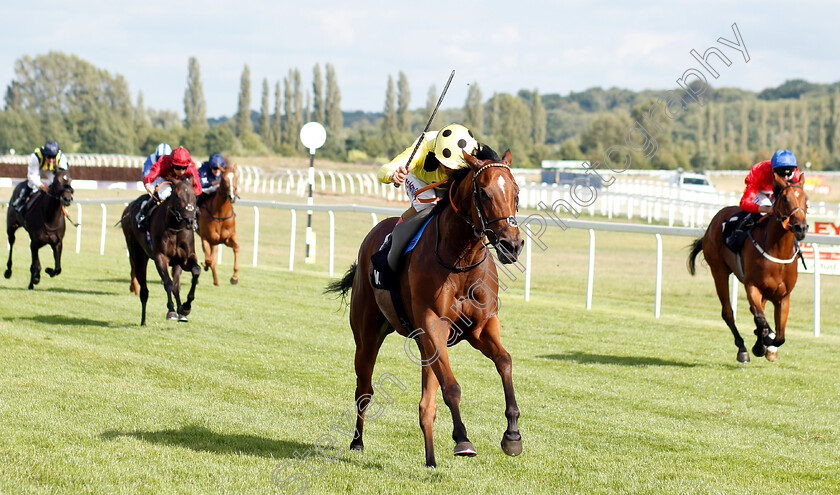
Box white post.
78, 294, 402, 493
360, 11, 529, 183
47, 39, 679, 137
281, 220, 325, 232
217, 245, 222, 264
75, 203, 82, 253
371, 213, 377, 226
99, 204, 107, 255
654, 234, 662, 318
252, 206, 259, 267
729, 273, 738, 320
524, 225, 532, 302
586, 229, 595, 310
813, 243, 821, 337
289, 209, 297, 271
328, 210, 335, 277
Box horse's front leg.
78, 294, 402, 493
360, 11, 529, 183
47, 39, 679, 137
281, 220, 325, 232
153, 254, 178, 320
418, 317, 475, 459
745, 284, 769, 357
178, 255, 201, 318
418, 353, 440, 467
467, 316, 522, 456
171, 264, 184, 318
45, 239, 62, 277
4, 224, 16, 279
28, 240, 42, 290
767, 296, 790, 362
227, 234, 240, 285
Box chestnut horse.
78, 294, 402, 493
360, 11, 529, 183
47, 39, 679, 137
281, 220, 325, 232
688, 173, 808, 362
326, 146, 524, 467
197, 162, 240, 285
121, 178, 201, 325
5, 172, 74, 289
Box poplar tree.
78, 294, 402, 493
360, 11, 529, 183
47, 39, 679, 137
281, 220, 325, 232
396, 71, 411, 133
258, 78, 270, 144
739, 101, 748, 153
759, 101, 769, 150
235, 64, 252, 135
273, 81, 282, 149
325, 63, 342, 132
283, 73, 293, 146
135, 91, 150, 130
531, 88, 546, 146
293, 68, 303, 150
426, 85, 437, 127
382, 76, 397, 154
184, 56, 207, 130
464, 82, 484, 136
312, 63, 325, 124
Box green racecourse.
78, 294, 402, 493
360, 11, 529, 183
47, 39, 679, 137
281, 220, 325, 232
1, 187, 839, 494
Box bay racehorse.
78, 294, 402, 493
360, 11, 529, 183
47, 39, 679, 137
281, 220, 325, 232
121, 178, 201, 325
688, 173, 808, 362
197, 162, 240, 285
5, 172, 74, 289
326, 146, 524, 467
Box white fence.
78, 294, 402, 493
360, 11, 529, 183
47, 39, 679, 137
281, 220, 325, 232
62, 199, 840, 337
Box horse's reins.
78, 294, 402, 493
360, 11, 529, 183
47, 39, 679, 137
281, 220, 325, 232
435, 163, 518, 271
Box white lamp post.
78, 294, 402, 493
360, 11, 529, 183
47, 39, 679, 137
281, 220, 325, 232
300, 122, 327, 264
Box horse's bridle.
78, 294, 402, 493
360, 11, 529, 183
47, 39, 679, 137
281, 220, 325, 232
772, 182, 807, 232
449, 163, 519, 245
166, 194, 197, 232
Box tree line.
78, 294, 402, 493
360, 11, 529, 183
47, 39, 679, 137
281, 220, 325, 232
2, 52, 840, 170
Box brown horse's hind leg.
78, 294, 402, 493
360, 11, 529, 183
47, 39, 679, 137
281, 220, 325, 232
5, 223, 16, 279
767, 296, 789, 362
467, 316, 522, 456
710, 265, 749, 362
28, 240, 43, 290
44, 239, 62, 278
349, 322, 388, 453
418, 361, 440, 467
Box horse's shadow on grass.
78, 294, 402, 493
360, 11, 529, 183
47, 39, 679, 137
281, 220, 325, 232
101, 425, 314, 459
1, 286, 115, 296
10, 314, 114, 328
540, 352, 698, 368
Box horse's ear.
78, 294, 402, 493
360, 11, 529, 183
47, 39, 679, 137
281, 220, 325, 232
463, 150, 481, 169
502, 149, 512, 165
797, 172, 805, 184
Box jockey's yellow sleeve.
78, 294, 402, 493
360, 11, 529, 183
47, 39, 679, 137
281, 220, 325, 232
377, 131, 449, 186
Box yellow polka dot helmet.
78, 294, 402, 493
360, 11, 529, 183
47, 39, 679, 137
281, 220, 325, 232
434, 124, 478, 169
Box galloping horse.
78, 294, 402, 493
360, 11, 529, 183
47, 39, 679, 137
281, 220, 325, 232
197, 162, 240, 285
326, 146, 524, 467
688, 173, 808, 362
121, 178, 201, 325
5, 172, 74, 289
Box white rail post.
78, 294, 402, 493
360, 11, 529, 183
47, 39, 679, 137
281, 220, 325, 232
99, 204, 107, 255
524, 225, 532, 302
289, 209, 297, 271
217, 245, 222, 264
75, 203, 82, 253
729, 273, 738, 320
329, 210, 335, 277
655, 233, 662, 318
252, 206, 260, 267
371, 213, 377, 227
813, 243, 821, 337
586, 229, 595, 310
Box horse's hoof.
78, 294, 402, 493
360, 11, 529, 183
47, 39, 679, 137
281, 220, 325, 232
454, 441, 477, 457
349, 441, 364, 451
213, 280, 220, 286
501, 433, 523, 456
27, 284, 34, 290
178, 314, 189, 322
737, 351, 750, 363
752, 344, 766, 357
765, 347, 778, 362
425, 459, 437, 468
4, 269, 11, 279
203, 264, 209, 271
45, 268, 55, 277
230, 277, 238, 285
178, 303, 191, 316
166, 312, 179, 320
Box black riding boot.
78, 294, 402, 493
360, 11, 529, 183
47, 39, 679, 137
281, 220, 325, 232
726, 213, 758, 248
136, 197, 153, 230
12, 186, 33, 215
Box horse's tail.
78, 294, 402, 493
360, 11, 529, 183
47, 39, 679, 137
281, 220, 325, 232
324, 262, 357, 303
687, 237, 704, 275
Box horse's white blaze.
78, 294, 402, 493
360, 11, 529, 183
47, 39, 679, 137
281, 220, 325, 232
225, 172, 234, 181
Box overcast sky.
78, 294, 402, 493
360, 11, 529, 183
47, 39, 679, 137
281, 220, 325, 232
3, 1, 840, 119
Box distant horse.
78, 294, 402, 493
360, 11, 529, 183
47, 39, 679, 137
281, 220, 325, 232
5, 172, 74, 289
688, 173, 808, 362
326, 146, 524, 467
121, 178, 201, 325
197, 162, 240, 285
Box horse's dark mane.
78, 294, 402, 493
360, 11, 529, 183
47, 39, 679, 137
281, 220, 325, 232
431, 144, 500, 215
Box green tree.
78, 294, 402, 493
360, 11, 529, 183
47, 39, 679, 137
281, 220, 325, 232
531, 89, 546, 146
382, 76, 397, 155
234, 64, 251, 135
324, 63, 343, 158
258, 78, 270, 145
283, 72, 294, 147
135, 91, 150, 131
495, 93, 533, 166
312, 63, 325, 124
426, 85, 437, 128
205, 123, 236, 154
293, 68, 303, 151
396, 71, 411, 134
273, 81, 282, 150
183, 56, 207, 130
464, 82, 484, 136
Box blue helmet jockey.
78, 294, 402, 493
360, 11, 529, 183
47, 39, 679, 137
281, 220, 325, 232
208, 153, 226, 170
42, 140, 60, 157
154, 143, 173, 161
771, 149, 797, 177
